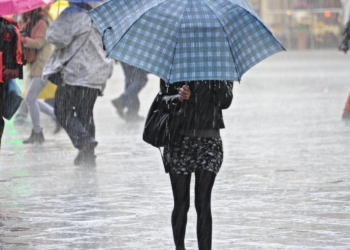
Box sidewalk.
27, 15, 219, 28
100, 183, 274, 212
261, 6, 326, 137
0, 50, 350, 249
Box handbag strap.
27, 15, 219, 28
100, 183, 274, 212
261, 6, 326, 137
63, 19, 92, 67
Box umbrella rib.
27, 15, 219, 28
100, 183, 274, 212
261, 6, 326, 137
228, 7, 286, 77
203, 0, 241, 82
204, 0, 285, 82
104, 0, 168, 58
226, 0, 286, 48
167, 0, 189, 83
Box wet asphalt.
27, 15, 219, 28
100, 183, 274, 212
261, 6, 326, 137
0, 50, 350, 250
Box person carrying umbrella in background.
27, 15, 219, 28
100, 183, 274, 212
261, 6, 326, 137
339, 18, 350, 121
43, 0, 113, 167
89, 0, 284, 248
1, 0, 53, 148
14, 4, 66, 133
20, 8, 55, 144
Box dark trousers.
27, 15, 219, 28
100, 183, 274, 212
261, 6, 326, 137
0, 82, 6, 148
54, 84, 99, 150
170, 170, 216, 250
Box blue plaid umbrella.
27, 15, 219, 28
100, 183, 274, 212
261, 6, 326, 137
89, 0, 285, 83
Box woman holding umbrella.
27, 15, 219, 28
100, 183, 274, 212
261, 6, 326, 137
156, 79, 233, 249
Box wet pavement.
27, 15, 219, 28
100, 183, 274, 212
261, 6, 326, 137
1, 50, 350, 250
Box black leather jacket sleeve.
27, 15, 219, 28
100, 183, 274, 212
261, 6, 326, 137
159, 79, 182, 113
215, 81, 233, 110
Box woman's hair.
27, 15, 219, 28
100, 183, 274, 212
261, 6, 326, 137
69, 2, 93, 11
21, 8, 45, 34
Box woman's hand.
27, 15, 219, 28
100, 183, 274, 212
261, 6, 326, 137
21, 36, 28, 44
178, 85, 191, 102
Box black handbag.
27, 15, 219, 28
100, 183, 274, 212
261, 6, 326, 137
48, 71, 64, 86
143, 96, 184, 148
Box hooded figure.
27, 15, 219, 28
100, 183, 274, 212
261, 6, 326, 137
43, 2, 113, 166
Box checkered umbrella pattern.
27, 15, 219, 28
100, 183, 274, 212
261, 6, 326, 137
89, 0, 285, 83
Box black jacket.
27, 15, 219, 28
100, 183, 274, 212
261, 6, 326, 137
159, 79, 233, 138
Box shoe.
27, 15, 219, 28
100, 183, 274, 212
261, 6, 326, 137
74, 153, 97, 167
14, 115, 31, 126
111, 97, 125, 118
23, 129, 45, 144
74, 140, 98, 167
125, 113, 144, 123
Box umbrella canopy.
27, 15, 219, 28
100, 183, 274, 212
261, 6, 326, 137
0, 0, 53, 15
89, 0, 285, 83
48, 0, 69, 20
68, 0, 102, 2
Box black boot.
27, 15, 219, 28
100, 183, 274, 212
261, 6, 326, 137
74, 140, 98, 167
74, 152, 97, 167
23, 129, 45, 144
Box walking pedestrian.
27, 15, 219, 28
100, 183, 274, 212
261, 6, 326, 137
20, 8, 55, 144
153, 79, 233, 250
111, 62, 148, 122
339, 18, 350, 120
1, 16, 23, 149
43, 2, 113, 167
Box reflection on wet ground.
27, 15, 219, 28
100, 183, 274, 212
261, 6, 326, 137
1, 51, 350, 249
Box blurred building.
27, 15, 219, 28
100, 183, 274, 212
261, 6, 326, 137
248, 0, 350, 50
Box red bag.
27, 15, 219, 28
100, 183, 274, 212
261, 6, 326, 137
0, 17, 23, 82
0, 51, 3, 83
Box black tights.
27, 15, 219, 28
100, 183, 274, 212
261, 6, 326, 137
170, 170, 216, 250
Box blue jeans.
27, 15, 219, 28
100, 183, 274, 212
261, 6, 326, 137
25, 76, 55, 133
120, 62, 148, 115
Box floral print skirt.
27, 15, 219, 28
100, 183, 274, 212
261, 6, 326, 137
163, 136, 223, 175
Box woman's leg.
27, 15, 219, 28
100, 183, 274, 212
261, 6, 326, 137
55, 85, 95, 150
75, 87, 99, 142
17, 100, 28, 118
194, 170, 217, 250
169, 173, 192, 250
25, 77, 47, 133
37, 100, 55, 120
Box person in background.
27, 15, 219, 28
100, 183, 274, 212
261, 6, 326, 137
20, 8, 55, 144
111, 62, 148, 122
43, 2, 113, 166
339, 19, 350, 120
